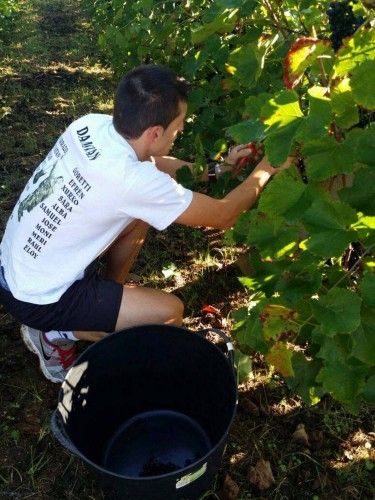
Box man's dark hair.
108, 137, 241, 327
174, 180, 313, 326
113, 65, 190, 139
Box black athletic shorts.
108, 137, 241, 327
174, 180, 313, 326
0, 261, 123, 333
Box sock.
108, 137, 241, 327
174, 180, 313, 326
45, 330, 78, 342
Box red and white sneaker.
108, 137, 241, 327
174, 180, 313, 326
21, 325, 76, 383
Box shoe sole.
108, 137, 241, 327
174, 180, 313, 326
20, 325, 62, 384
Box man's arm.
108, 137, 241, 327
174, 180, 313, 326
151, 156, 198, 179
175, 156, 293, 230
152, 146, 252, 182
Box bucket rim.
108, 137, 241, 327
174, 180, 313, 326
59, 323, 237, 396
53, 323, 238, 481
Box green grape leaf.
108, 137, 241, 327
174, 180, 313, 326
286, 352, 322, 405
302, 199, 358, 257
265, 342, 294, 377
334, 28, 375, 77
361, 375, 375, 404
228, 42, 265, 88
352, 215, 375, 248
275, 269, 322, 306
238, 276, 262, 291
264, 120, 302, 166
351, 61, 375, 111
237, 316, 269, 354
234, 350, 253, 384
355, 128, 375, 167
302, 136, 356, 182
331, 78, 359, 129
188, 89, 207, 114
246, 212, 301, 259
261, 90, 304, 165
191, 9, 238, 45
296, 86, 332, 140
316, 361, 366, 410
339, 167, 375, 215
258, 170, 329, 223
361, 272, 375, 307
310, 288, 362, 335
238, 249, 285, 298
316, 334, 353, 363
351, 305, 375, 365
258, 167, 308, 222
215, 0, 255, 9
226, 119, 265, 143
244, 93, 272, 120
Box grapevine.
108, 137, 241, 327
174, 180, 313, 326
87, 0, 375, 412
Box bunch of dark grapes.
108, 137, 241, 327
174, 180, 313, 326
327, 1, 364, 51
295, 156, 308, 184
357, 107, 375, 128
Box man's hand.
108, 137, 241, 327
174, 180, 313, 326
216, 143, 261, 177
223, 144, 295, 178
225, 144, 258, 166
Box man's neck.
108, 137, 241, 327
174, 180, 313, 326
127, 137, 150, 162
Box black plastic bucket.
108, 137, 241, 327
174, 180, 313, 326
51, 325, 237, 499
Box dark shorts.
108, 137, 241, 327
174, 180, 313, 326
0, 262, 123, 333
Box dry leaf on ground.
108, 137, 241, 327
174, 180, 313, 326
248, 458, 275, 490
218, 474, 240, 500
229, 452, 247, 466
291, 423, 309, 446
309, 430, 324, 450
240, 397, 260, 416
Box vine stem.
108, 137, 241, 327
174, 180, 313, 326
311, 25, 329, 88
261, 0, 288, 39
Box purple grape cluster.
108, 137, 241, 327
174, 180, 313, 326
327, 1, 364, 51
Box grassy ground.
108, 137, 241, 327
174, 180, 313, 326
0, 1, 374, 499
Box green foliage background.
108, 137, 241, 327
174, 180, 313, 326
0, 0, 18, 43
85, 0, 375, 412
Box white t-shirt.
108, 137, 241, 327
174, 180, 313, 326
0, 114, 193, 304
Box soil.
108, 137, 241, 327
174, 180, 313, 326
0, 1, 374, 499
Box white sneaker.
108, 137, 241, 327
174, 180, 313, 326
21, 325, 76, 383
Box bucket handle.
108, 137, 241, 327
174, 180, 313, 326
198, 328, 236, 376
50, 409, 82, 458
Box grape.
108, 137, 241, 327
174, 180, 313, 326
357, 107, 375, 128
327, 1, 365, 51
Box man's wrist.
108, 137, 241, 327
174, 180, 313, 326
253, 160, 276, 176
247, 163, 274, 192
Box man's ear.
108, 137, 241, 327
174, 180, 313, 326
146, 125, 164, 144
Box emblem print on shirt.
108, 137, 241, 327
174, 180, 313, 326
18, 161, 63, 221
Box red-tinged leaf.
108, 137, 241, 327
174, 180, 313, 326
283, 37, 331, 89
261, 304, 299, 341
201, 304, 221, 315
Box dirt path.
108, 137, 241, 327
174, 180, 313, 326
0, 0, 114, 232
0, 1, 114, 497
